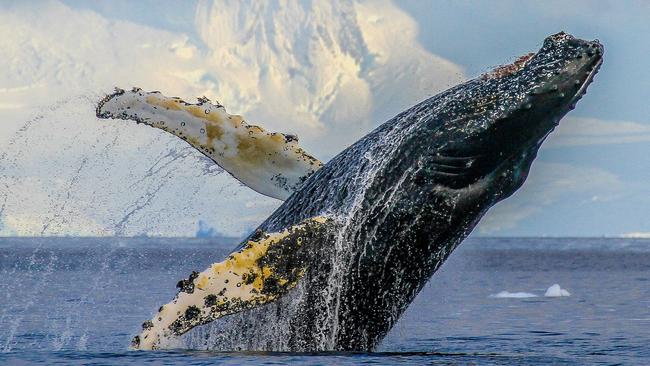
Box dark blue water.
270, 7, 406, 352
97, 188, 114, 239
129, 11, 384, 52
1, 237, 648, 365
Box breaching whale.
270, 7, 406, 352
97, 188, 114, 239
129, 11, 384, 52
96, 32, 603, 351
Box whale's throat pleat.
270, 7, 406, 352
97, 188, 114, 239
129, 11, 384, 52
429, 155, 478, 176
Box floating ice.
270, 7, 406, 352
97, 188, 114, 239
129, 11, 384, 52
490, 284, 571, 298
544, 284, 571, 297
490, 291, 538, 298
622, 232, 650, 239
195, 220, 221, 238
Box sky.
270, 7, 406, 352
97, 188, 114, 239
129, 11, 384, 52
0, 0, 648, 237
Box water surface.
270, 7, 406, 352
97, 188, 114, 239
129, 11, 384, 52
1, 237, 648, 364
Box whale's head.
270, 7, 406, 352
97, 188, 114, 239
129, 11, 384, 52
420, 32, 603, 199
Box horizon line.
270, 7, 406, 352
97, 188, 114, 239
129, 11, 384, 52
0, 235, 649, 240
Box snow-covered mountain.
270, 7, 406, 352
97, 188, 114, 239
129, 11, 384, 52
0, 0, 464, 236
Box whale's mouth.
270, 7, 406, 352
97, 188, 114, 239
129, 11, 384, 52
569, 51, 603, 109
533, 48, 602, 148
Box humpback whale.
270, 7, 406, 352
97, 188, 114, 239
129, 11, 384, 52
96, 32, 603, 351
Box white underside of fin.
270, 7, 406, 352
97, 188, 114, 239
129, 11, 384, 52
132, 216, 331, 350
96, 88, 322, 200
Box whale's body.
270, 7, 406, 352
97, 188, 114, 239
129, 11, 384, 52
97, 32, 603, 351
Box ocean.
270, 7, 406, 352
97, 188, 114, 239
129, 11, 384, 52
0, 237, 648, 365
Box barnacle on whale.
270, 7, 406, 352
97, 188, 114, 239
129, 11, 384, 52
96, 88, 322, 200
132, 216, 334, 350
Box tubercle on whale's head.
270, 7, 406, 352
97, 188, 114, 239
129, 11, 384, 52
418, 32, 603, 195
518, 32, 604, 116
479, 32, 603, 147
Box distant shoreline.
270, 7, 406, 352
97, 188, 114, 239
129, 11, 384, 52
0, 235, 648, 240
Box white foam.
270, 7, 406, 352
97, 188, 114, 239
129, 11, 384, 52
544, 284, 571, 297
490, 291, 538, 298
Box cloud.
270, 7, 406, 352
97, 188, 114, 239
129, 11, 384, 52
191, 0, 465, 156
0, 0, 465, 156
480, 115, 650, 236
477, 162, 624, 234
0, 0, 465, 237
545, 116, 650, 148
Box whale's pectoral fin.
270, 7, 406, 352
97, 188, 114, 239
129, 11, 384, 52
131, 215, 335, 350
96, 88, 323, 200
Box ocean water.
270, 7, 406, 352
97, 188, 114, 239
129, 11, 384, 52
0, 237, 648, 365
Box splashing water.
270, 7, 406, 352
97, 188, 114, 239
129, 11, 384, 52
3, 236, 649, 365
0, 95, 277, 237
0, 96, 273, 351
179, 100, 428, 351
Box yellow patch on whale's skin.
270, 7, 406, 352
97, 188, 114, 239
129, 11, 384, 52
96, 88, 323, 200
131, 216, 332, 351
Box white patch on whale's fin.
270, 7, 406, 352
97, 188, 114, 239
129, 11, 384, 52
131, 216, 333, 350
96, 88, 323, 200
